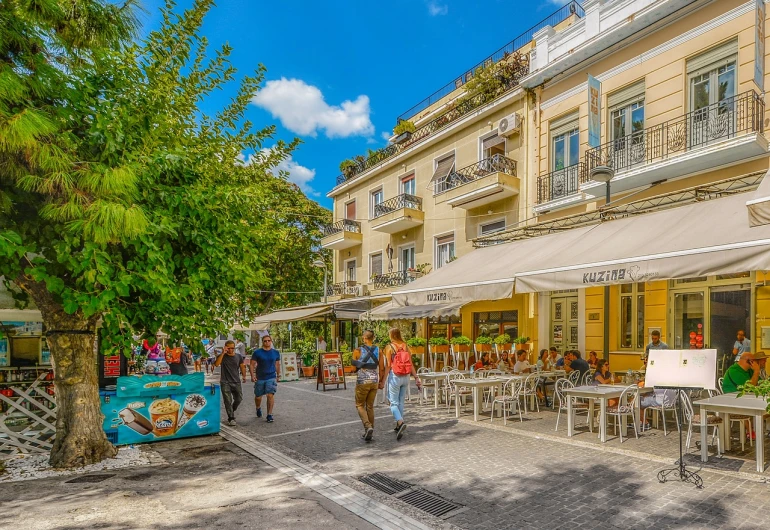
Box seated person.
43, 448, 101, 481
564, 350, 589, 380
497, 353, 511, 372
513, 350, 531, 374
754, 351, 767, 380
536, 349, 549, 371
593, 359, 615, 385
722, 352, 760, 393
636, 357, 678, 431
474, 352, 493, 371
549, 347, 564, 368
587, 351, 599, 370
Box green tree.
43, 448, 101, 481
0, 0, 327, 467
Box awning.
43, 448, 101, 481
0, 309, 43, 322
231, 321, 271, 332
251, 304, 332, 326
393, 192, 770, 302
746, 169, 770, 227
363, 301, 464, 320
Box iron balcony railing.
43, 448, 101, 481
396, 1, 584, 122
370, 271, 412, 290
321, 219, 361, 237
536, 162, 587, 204
325, 281, 360, 297
585, 90, 764, 177
434, 154, 517, 196
372, 193, 423, 219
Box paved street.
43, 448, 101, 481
222, 375, 770, 530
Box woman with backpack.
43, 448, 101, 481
380, 328, 422, 440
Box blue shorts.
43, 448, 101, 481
254, 378, 277, 397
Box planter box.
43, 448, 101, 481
406, 270, 424, 280
394, 131, 413, 145
430, 345, 450, 354
452, 344, 471, 353
475, 344, 492, 353
344, 366, 356, 374
410, 346, 426, 354
301, 366, 315, 377
496, 343, 513, 352
516, 343, 531, 352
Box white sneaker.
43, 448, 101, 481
228, 419, 237, 426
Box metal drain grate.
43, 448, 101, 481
65, 474, 115, 484
397, 489, 462, 518
359, 472, 412, 495
358, 473, 464, 519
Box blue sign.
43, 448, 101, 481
587, 74, 601, 148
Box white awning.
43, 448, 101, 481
363, 301, 464, 320
746, 169, 770, 227
0, 309, 43, 322
393, 193, 770, 301
251, 304, 332, 326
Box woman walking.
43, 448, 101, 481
380, 328, 421, 440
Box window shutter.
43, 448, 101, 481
607, 79, 645, 109
371, 253, 382, 276
549, 111, 579, 137
430, 154, 456, 184
687, 38, 738, 76
345, 201, 356, 220
436, 234, 454, 246
482, 134, 505, 150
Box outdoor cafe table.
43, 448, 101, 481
693, 393, 768, 473
419, 371, 469, 408
564, 384, 653, 443
454, 377, 507, 421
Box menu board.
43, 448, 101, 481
317, 352, 346, 391
279, 352, 299, 382
645, 349, 717, 390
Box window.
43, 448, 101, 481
370, 188, 383, 218
435, 234, 455, 269
611, 99, 644, 142
619, 283, 645, 350
688, 40, 737, 113
345, 259, 356, 282
401, 174, 416, 196
345, 200, 356, 221
480, 219, 505, 236
550, 113, 579, 171
481, 133, 505, 159
473, 311, 518, 340
400, 245, 415, 271
370, 253, 382, 278
431, 153, 456, 194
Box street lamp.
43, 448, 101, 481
590, 165, 615, 361
312, 259, 327, 304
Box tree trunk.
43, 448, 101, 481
15, 274, 116, 468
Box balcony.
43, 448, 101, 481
369, 271, 413, 292
326, 281, 367, 299
435, 154, 520, 209
582, 91, 766, 199
370, 194, 424, 234
535, 163, 588, 209
320, 220, 362, 250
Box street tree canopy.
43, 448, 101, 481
0, 0, 329, 467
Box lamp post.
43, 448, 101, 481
590, 165, 615, 361
312, 259, 328, 304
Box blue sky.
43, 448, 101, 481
138, 0, 576, 208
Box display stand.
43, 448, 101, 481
646, 349, 717, 490
316, 352, 346, 391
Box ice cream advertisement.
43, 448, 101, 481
102, 375, 220, 444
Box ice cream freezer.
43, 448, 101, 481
100, 372, 220, 445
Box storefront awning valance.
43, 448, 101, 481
0, 309, 43, 322
363, 301, 464, 321
393, 193, 770, 302
746, 169, 770, 227
251, 304, 332, 326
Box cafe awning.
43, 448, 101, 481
251, 304, 332, 326
393, 192, 770, 302
746, 169, 770, 227
363, 301, 464, 321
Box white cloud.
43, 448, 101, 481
241, 149, 319, 196
252, 78, 374, 139
426, 1, 448, 16
381, 131, 393, 143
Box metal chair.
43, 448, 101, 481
554, 379, 589, 431
716, 377, 753, 451
521, 373, 541, 413
581, 370, 595, 386
567, 370, 581, 386
491, 378, 523, 425
682, 390, 723, 453
643, 388, 680, 437
417, 367, 433, 405
605, 385, 640, 443
447, 373, 472, 412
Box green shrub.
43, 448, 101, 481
393, 120, 416, 135
450, 335, 472, 346
411, 354, 422, 368
494, 333, 511, 345
474, 336, 493, 345
514, 336, 530, 345
407, 337, 426, 348
428, 337, 450, 346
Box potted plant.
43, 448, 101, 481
450, 335, 472, 353
514, 336, 531, 352
299, 346, 316, 378
393, 120, 416, 145
411, 354, 422, 369
339, 159, 357, 179
340, 343, 356, 373
407, 263, 432, 279
474, 335, 493, 354
406, 336, 426, 355
494, 333, 513, 352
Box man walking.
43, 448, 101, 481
215, 340, 247, 426
250, 334, 281, 423
352, 330, 381, 442
235, 338, 246, 358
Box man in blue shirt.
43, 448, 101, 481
249, 335, 281, 423
732, 329, 751, 362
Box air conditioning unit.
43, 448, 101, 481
498, 113, 522, 137
352, 284, 369, 297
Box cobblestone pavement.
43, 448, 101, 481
222, 375, 770, 530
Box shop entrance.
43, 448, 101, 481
669, 276, 751, 376
550, 293, 578, 355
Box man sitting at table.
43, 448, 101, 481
549, 347, 564, 368
513, 350, 532, 374
565, 350, 590, 380
722, 352, 760, 393
754, 351, 768, 380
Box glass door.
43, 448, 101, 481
671, 291, 705, 350
550, 295, 578, 355
710, 287, 750, 375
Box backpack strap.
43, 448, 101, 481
360, 345, 377, 365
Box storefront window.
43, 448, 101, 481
619, 283, 645, 350
428, 318, 461, 341
473, 311, 518, 340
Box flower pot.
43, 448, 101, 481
474, 344, 492, 353
394, 131, 413, 145
410, 346, 425, 355
430, 345, 450, 354
301, 366, 315, 377
344, 366, 356, 374
516, 343, 530, 352
496, 343, 513, 353
407, 270, 424, 280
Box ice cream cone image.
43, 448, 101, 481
178, 393, 206, 428
149, 398, 180, 436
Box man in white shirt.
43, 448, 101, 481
513, 350, 532, 374
317, 336, 327, 352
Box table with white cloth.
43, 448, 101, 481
564, 384, 653, 442
454, 377, 511, 421
419, 371, 468, 408
693, 393, 769, 473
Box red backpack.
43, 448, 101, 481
390, 343, 412, 376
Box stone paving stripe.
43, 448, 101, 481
220, 425, 433, 530
263, 415, 393, 438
